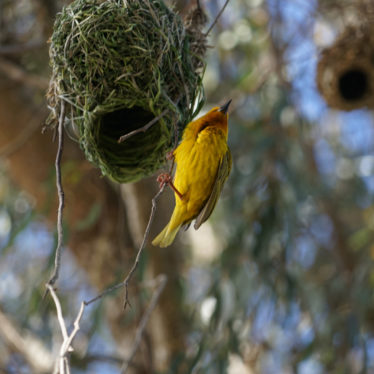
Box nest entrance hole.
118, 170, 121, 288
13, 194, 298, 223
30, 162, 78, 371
101, 107, 154, 137
338, 68, 369, 101
98, 107, 163, 168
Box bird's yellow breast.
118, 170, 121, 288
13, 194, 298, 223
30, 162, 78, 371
173, 126, 228, 220
151, 101, 231, 247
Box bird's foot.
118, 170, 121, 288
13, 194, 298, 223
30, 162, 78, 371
166, 150, 174, 161
157, 173, 184, 201
157, 173, 172, 188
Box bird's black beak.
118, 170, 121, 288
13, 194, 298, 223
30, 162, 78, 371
219, 99, 232, 114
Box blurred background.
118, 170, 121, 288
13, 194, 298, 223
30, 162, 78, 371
1, 0, 374, 373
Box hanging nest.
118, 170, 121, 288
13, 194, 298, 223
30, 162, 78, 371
46, 0, 206, 183
316, 23, 374, 111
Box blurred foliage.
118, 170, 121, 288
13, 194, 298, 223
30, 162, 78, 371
1, 0, 374, 373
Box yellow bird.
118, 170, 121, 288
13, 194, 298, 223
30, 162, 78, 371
152, 100, 232, 247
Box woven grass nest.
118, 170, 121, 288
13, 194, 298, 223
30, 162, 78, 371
47, 0, 206, 183
317, 24, 374, 111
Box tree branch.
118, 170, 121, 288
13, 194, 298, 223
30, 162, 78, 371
84, 184, 167, 307
205, 0, 230, 36
118, 109, 168, 143
121, 274, 168, 373
0, 309, 53, 373
47, 101, 66, 288
47, 285, 86, 374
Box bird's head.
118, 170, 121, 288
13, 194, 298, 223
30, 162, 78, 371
207, 99, 232, 118
187, 99, 232, 138
201, 99, 232, 133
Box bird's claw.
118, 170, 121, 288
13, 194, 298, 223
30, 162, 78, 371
156, 173, 184, 201
166, 150, 174, 161
157, 173, 172, 189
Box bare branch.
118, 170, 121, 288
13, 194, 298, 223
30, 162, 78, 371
121, 274, 168, 373
0, 309, 53, 373
85, 113, 179, 308
47, 285, 86, 374
118, 109, 168, 143
122, 185, 166, 309
84, 184, 166, 307
47, 285, 69, 343
84, 282, 126, 306
60, 302, 85, 355
205, 0, 230, 36
47, 101, 66, 288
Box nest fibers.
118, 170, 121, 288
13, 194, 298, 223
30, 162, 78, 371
47, 0, 206, 183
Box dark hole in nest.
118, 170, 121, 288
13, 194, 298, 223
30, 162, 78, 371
98, 107, 162, 167
338, 69, 369, 101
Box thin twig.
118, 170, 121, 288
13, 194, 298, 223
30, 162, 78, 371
84, 282, 126, 306
118, 109, 168, 143
84, 184, 166, 307
121, 274, 168, 373
0, 309, 54, 372
120, 124, 178, 308
122, 184, 167, 309
60, 302, 85, 355
47, 101, 66, 289
85, 116, 179, 307
47, 285, 86, 374
47, 285, 69, 343
205, 0, 230, 36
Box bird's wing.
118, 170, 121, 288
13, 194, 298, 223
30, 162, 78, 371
194, 148, 232, 230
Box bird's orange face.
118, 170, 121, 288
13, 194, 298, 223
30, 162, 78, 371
197, 106, 229, 134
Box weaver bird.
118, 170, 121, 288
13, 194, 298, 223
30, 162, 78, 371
152, 100, 232, 247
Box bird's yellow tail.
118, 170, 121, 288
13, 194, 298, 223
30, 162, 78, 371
152, 222, 181, 247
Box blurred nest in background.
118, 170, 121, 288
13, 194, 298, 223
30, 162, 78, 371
316, 1, 374, 111
47, 0, 206, 183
